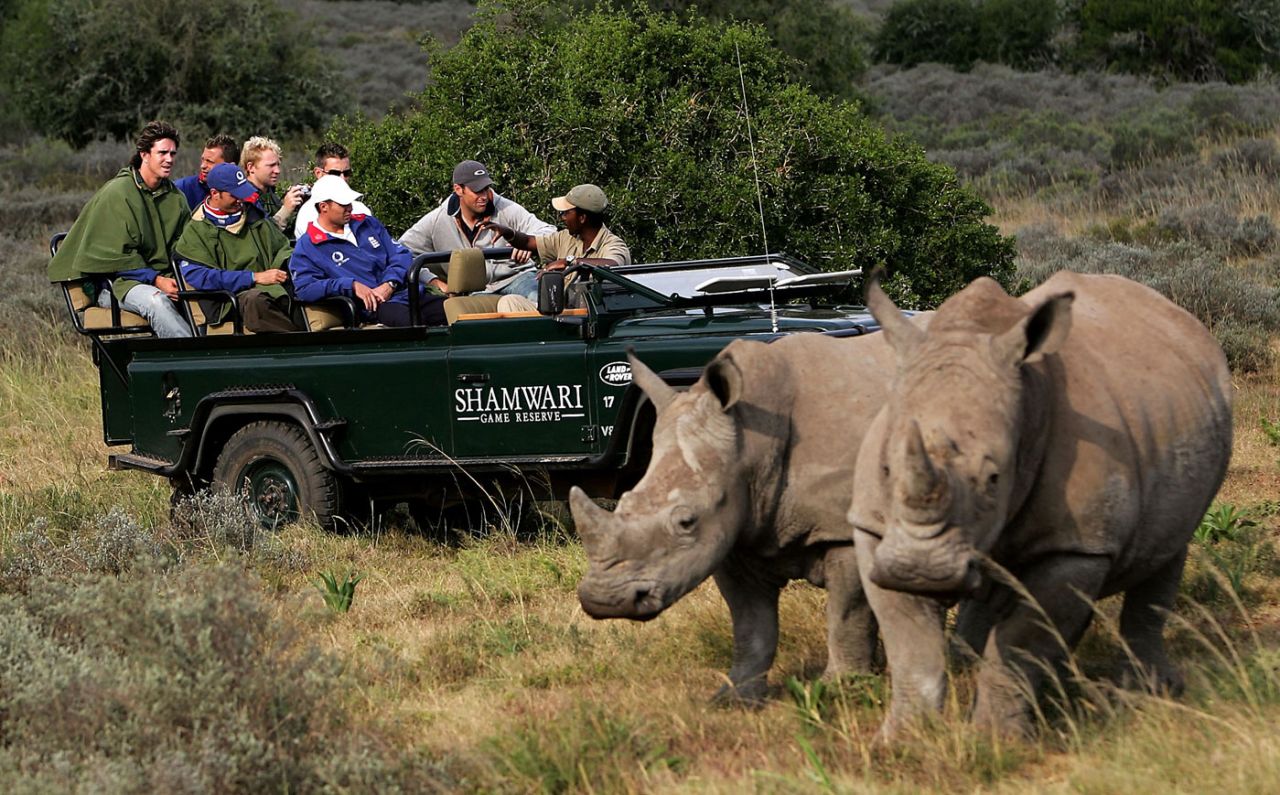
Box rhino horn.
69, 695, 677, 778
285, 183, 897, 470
627, 350, 676, 413
899, 420, 950, 525
570, 486, 615, 558
865, 269, 924, 356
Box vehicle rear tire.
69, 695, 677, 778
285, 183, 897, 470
211, 420, 340, 530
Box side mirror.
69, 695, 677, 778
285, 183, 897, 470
539, 270, 566, 315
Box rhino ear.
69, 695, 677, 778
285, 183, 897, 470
627, 349, 676, 413
865, 268, 924, 357
992, 291, 1074, 368
704, 352, 744, 412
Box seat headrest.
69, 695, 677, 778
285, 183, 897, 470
447, 248, 488, 294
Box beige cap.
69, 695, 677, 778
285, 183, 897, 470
551, 183, 608, 213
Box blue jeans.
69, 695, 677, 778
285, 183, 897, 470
492, 270, 539, 301
99, 284, 193, 338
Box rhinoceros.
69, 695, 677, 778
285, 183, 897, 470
849, 271, 1233, 739
571, 331, 913, 702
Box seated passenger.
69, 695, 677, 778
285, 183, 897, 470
174, 163, 303, 333
480, 183, 630, 301
173, 133, 238, 210
242, 136, 306, 237
290, 176, 447, 327
398, 159, 554, 296
292, 142, 371, 239
47, 120, 193, 338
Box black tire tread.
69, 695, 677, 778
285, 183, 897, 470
211, 420, 340, 529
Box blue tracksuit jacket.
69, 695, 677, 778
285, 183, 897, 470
290, 215, 413, 306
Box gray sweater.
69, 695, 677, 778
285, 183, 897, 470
398, 192, 555, 290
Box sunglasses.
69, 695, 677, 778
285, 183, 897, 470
325, 168, 354, 178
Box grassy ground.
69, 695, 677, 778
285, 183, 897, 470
3, 50, 1280, 793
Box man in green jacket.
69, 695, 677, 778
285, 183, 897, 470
47, 120, 193, 338
174, 163, 301, 333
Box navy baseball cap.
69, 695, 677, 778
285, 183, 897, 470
206, 162, 260, 202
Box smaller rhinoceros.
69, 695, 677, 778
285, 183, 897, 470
850, 271, 1233, 740
572, 332, 906, 702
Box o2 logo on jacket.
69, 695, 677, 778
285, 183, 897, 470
331, 251, 349, 268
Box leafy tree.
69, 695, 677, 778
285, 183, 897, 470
874, 0, 1056, 71
336, 0, 1014, 307
0, 0, 349, 147
594, 0, 873, 100
1071, 0, 1280, 82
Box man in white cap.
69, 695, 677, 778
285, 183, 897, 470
398, 159, 555, 295
290, 175, 446, 326
481, 183, 630, 300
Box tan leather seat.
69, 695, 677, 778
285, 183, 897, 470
443, 248, 501, 324
61, 281, 149, 330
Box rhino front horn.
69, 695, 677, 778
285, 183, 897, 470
899, 420, 950, 524
570, 486, 615, 555
627, 350, 676, 413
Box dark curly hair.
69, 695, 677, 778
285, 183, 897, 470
129, 120, 180, 169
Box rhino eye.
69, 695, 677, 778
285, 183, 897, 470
671, 507, 698, 536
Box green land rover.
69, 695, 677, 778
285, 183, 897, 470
64, 246, 880, 528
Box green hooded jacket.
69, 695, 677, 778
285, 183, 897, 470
47, 167, 190, 302
173, 205, 292, 324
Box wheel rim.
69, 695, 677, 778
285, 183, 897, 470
237, 457, 301, 528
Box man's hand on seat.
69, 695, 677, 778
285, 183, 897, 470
512, 248, 532, 264
254, 269, 289, 286
155, 275, 179, 299
353, 282, 381, 312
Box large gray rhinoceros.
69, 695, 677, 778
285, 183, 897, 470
571, 332, 906, 702
849, 271, 1233, 740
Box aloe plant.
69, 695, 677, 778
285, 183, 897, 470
315, 570, 363, 613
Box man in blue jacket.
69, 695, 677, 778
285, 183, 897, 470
174, 163, 302, 333
291, 176, 446, 326
173, 134, 238, 210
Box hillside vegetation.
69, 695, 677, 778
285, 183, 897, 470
1, 0, 1279, 790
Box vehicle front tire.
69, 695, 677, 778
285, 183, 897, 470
211, 420, 340, 530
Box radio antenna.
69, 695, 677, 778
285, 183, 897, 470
735, 41, 779, 332
736, 42, 770, 258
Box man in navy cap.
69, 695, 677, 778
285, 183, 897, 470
174, 162, 302, 333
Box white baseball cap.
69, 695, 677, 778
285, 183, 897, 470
311, 174, 363, 205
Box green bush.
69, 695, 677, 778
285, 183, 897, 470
0, 566, 446, 790
337, 0, 1014, 307
0, 0, 349, 147
874, 0, 1056, 70
1072, 0, 1280, 83
611, 0, 872, 100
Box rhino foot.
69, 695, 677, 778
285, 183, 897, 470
711, 679, 770, 708
1121, 660, 1185, 697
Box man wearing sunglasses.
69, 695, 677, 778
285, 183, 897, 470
292, 142, 372, 239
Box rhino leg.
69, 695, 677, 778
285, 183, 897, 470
822, 544, 879, 678
711, 556, 782, 705
972, 554, 1109, 739
854, 529, 948, 742
1119, 548, 1187, 695
954, 598, 999, 667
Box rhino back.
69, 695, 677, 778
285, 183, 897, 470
1009, 272, 1233, 583
742, 333, 896, 549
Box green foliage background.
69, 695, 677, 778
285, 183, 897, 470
337, 0, 1014, 307
0, 0, 348, 147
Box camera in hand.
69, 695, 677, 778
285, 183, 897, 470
293, 184, 312, 200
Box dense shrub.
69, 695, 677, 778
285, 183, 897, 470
1014, 226, 1280, 371
867, 64, 1280, 190
874, 0, 1056, 70
1072, 0, 1280, 83
336, 0, 1013, 307
580, 0, 873, 100
0, 0, 349, 146
0, 565, 446, 790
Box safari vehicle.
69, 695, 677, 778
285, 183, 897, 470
65, 244, 881, 528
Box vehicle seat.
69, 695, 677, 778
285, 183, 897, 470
443, 248, 501, 324
50, 233, 151, 334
